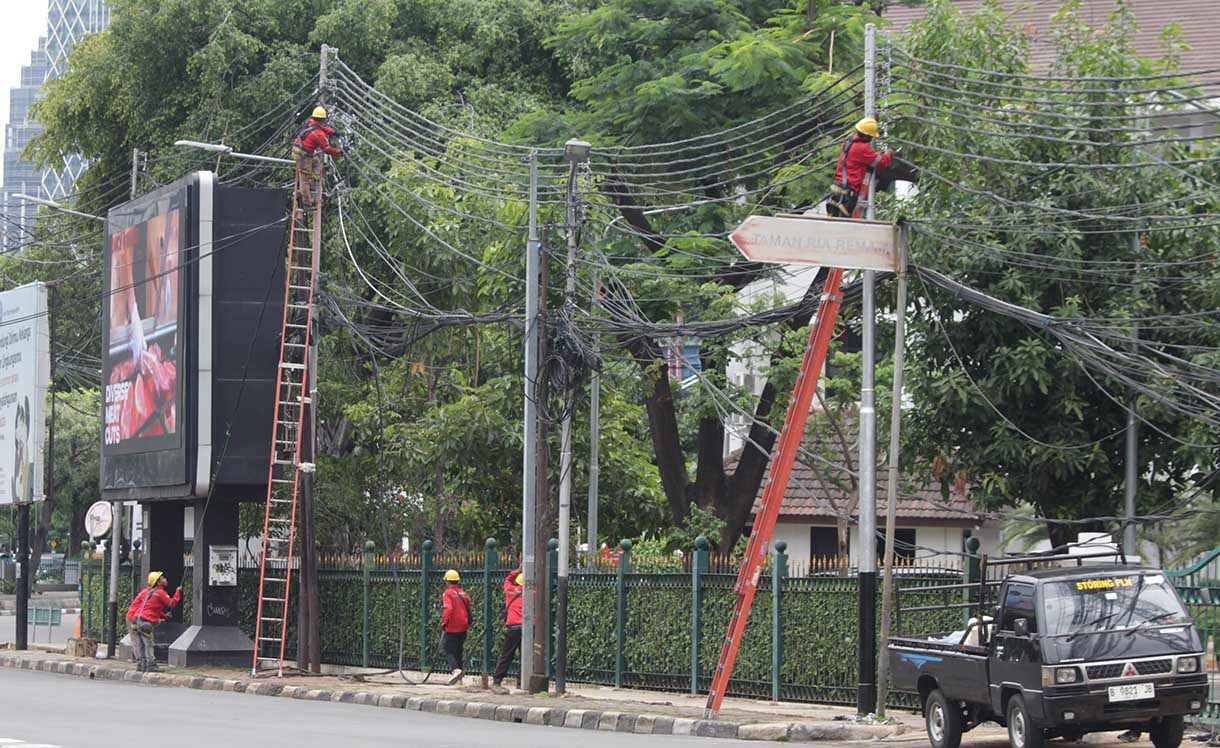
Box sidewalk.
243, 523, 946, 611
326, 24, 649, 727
0, 648, 931, 742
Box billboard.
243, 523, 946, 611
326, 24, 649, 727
101, 172, 288, 500
0, 282, 50, 505
102, 179, 190, 492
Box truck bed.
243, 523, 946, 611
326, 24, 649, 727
888, 636, 991, 704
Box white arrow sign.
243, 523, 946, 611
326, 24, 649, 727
729, 214, 900, 271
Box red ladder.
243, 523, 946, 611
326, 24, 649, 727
251, 162, 323, 676
704, 267, 845, 717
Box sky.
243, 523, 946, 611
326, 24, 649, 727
0, 2, 50, 184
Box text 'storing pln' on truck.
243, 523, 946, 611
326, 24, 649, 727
888, 551, 1208, 748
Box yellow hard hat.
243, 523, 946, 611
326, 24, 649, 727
148, 571, 164, 587
855, 117, 879, 137
311, 105, 328, 119
515, 573, 524, 586
444, 569, 460, 582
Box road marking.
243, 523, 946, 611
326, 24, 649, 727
0, 741, 62, 747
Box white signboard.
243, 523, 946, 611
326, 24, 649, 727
0, 283, 49, 505
209, 545, 238, 586
729, 215, 900, 271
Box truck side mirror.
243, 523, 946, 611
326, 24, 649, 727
1014, 618, 1030, 637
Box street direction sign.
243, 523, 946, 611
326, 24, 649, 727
729, 214, 900, 271
85, 500, 112, 539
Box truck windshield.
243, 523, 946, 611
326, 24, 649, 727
1041, 573, 1190, 637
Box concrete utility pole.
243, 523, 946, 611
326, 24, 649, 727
109, 151, 143, 657
556, 139, 591, 694
857, 21, 879, 716
296, 42, 330, 674
520, 150, 542, 691
875, 228, 908, 717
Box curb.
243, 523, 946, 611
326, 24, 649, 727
0, 653, 905, 742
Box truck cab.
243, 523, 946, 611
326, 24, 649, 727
889, 560, 1208, 748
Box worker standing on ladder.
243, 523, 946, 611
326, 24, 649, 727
827, 117, 892, 219
441, 569, 472, 685
292, 105, 342, 208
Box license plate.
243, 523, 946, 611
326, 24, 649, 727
1108, 683, 1155, 702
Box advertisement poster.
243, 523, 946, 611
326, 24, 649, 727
0, 283, 50, 505
103, 191, 182, 454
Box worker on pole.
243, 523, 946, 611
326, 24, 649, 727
441, 569, 472, 685
827, 117, 892, 219
292, 105, 342, 208
490, 568, 524, 692
125, 571, 182, 672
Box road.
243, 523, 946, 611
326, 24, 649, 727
0, 613, 77, 646
0, 667, 1197, 748
0, 668, 786, 748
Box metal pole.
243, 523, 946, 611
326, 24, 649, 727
856, 21, 879, 717
106, 502, 122, 657
875, 229, 908, 717
555, 151, 581, 695
1123, 230, 1140, 556
587, 274, 600, 555
520, 150, 541, 691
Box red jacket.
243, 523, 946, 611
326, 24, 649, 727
441, 584, 472, 633
294, 119, 341, 156
503, 569, 523, 627
834, 135, 891, 194
126, 586, 181, 624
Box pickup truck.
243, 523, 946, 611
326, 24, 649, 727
889, 558, 1208, 748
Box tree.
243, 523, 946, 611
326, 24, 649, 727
895, 0, 1220, 545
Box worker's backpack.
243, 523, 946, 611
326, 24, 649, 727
827, 135, 859, 218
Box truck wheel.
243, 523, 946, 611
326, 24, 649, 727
1150, 716, 1184, 748
926, 689, 963, 748
1006, 694, 1044, 748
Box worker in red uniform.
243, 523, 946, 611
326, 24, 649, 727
441, 569, 472, 685
827, 117, 892, 218
292, 106, 342, 208
125, 571, 182, 672
491, 568, 524, 691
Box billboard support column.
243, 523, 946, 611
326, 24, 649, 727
15, 501, 29, 650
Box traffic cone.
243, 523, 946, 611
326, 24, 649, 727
1206, 635, 1217, 673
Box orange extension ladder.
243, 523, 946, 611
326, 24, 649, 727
251, 161, 324, 676
704, 268, 845, 717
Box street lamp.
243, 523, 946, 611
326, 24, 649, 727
174, 140, 293, 166
11, 193, 103, 222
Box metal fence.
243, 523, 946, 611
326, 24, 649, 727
78, 539, 1220, 718
1168, 548, 1220, 725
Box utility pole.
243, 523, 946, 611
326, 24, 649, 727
875, 228, 908, 717
520, 150, 542, 691
857, 21, 879, 716
15, 490, 29, 649
556, 139, 591, 694
1123, 229, 1140, 557
587, 272, 600, 555
296, 43, 329, 674
108, 153, 143, 657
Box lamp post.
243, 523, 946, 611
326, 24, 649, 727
173, 141, 294, 166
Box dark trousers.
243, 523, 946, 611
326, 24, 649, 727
492, 624, 522, 681
442, 631, 467, 671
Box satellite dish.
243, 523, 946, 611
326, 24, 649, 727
85, 501, 113, 539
